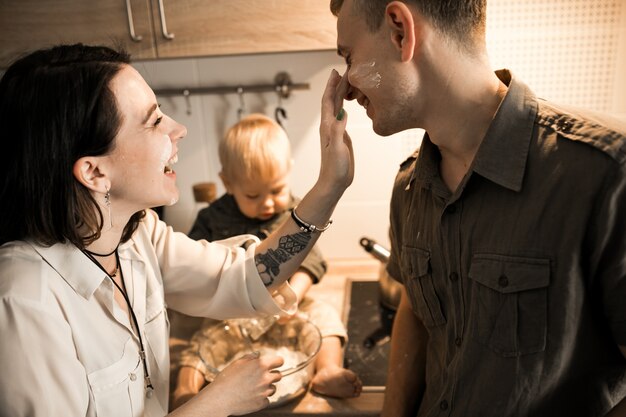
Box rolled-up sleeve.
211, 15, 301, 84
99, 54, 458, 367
136, 210, 297, 319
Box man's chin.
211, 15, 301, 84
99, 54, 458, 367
371, 120, 396, 137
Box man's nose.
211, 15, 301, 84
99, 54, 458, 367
345, 83, 359, 101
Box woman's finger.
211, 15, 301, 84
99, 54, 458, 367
321, 69, 342, 121
334, 69, 350, 116
269, 369, 282, 383
328, 109, 349, 148
261, 354, 284, 371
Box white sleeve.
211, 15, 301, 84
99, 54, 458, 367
138, 210, 297, 319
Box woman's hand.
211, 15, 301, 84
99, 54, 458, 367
173, 351, 283, 417
211, 351, 283, 416
317, 69, 354, 199
250, 69, 354, 294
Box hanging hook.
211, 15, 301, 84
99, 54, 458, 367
183, 89, 192, 116
274, 74, 291, 128
237, 87, 245, 120
275, 85, 288, 128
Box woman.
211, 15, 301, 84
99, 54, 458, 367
0, 44, 352, 417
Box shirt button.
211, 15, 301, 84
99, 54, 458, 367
449, 272, 459, 282
498, 274, 509, 287
129, 373, 137, 381
440, 400, 449, 410
446, 204, 456, 214
455, 337, 462, 346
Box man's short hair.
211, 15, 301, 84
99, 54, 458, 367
331, 0, 486, 51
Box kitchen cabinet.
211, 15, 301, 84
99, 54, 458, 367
153, 0, 337, 58
0, 0, 157, 67
0, 0, 337, 68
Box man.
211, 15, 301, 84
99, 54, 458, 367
330, 1, 626, 416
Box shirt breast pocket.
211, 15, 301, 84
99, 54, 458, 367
402, 246, 446, 328
144, 291, 170, 374
87, 338, 143, 417
469, 254, 550, 357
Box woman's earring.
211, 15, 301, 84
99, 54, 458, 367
105, 187, 113, 229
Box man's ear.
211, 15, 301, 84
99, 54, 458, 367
73, 156, 109, 193
218, 171, 232, 194
385, 1, 417, 62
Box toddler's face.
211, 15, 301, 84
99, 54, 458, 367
228, 173, 291, 221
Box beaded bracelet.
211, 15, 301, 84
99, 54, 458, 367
291, 206, 333, 233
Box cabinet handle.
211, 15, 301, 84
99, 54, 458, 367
125, 0, 143, 42
157, 0, 175, 40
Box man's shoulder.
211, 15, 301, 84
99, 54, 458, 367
535, 99, 626, 164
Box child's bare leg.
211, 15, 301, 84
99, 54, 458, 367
171, 366, 206, 410
311, 336, 363, 398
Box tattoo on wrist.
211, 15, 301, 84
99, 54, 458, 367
255, 232, 312, 286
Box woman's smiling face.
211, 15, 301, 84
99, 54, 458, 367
106, 65, 187, 212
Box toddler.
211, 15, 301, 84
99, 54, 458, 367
172, 114, 362, 407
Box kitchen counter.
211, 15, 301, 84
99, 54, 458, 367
245, 389, 384, 417
245, 258, 385, 417
168, 259, 385, 416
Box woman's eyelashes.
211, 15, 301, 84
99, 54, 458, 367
153, 103, 163, 127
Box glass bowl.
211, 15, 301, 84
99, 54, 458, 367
196, 315, 322, 406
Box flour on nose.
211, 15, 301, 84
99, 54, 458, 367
350, 61, 381, 89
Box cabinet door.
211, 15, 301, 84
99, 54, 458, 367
151, 0, 337, 58
0, 0, 156, 68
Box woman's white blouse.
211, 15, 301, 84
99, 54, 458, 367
0, 210, 296, 416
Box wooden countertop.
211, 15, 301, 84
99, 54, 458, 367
245, 259, 384, 417
245, 389, 384, 417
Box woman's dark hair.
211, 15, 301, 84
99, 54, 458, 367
0, 43, 145, 247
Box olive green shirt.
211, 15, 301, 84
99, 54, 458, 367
387, 70, 626, 416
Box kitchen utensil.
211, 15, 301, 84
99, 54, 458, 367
197, 315, 322, 406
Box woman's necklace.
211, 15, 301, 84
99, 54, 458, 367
81, 247, 155, 397
83, 246, 119, 276
83, 245, 118, 257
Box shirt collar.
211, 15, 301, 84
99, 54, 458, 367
29, 241, 108, 299
412, 69, 537, 193
412, 134, 445, 195
471, 69, 537, 192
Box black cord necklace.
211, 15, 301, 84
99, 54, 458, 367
81, 248, 154, 396
83, 244, 119, 258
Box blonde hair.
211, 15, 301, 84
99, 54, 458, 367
219, 114, 292, 183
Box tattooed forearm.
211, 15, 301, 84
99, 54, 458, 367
255, 232, 312, 286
